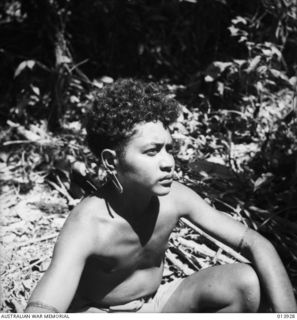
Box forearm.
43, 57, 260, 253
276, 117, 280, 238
24, 264, 80, 313
25, 301, 60, 313
245, 233, 297, 312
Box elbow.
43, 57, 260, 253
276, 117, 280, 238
244, 229, 277, 258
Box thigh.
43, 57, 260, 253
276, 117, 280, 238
161, 263, 256, 313
140, 278, 185, 312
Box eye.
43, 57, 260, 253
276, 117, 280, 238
146, 148, 158, 156
166, 145, 174, 155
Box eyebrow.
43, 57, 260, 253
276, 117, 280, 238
143, 141, 173, 148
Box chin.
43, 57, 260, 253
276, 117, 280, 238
153, 185, 172, 196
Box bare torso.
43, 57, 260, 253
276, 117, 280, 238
68, 189, 180, 309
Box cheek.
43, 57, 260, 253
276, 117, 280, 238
119, 156, 156, 180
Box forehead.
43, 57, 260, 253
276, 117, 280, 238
128, 121, 172, 146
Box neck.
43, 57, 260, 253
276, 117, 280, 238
103, 182, 159, 245
104, 182, 155, 219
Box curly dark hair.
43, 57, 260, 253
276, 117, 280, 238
86, 78, 180, 159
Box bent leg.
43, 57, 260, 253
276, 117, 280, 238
162, 263, 261, 313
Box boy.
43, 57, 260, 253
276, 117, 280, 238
25, 79, 296, 313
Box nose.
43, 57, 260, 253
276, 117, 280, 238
159, 153, 174, 172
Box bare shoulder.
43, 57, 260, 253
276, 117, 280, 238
55, 196, 110, 257
70, 195, 108, 222
169, 181, 203, 214
170, 180, 196, 197
169, 181, 250, 248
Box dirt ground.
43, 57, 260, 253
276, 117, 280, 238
0, 158, 69, 312
0, 159, 244, 313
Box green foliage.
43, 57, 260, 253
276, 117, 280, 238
183, 14, 297, 212
1, 0, 297, 302
0, 0, 296, 207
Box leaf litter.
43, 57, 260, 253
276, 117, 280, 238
1, 90, 297, 312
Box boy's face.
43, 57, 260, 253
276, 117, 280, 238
117, 121, 175, 196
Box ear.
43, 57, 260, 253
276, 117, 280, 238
101, 149, 118, 172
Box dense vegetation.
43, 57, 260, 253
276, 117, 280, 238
0, 0, 297, 312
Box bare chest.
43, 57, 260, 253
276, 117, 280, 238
91, 208, 179, 273
73, 202, 180, 306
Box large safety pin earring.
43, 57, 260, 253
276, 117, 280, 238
108, 170, 124, 194
101, 150, 124, 194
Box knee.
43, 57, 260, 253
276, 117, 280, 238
234, 263, 261, 312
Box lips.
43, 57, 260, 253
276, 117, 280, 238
159, 175, 173, 184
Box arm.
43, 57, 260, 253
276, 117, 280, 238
25, 209, 95, 313
174, 182, 297, 312
240, 228, 296, 312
